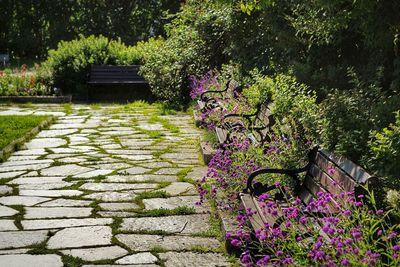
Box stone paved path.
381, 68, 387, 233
0, 104, 229, 267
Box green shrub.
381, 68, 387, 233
367, 112, 400, 189
242, 73, 320, 144
140, 1, 231, 109
40, 35, 148, 97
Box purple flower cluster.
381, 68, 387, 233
232, 191, 400, 266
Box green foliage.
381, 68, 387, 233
140, 1, 231, 109
40, 35, 155, 97
0, 0, 182, 57
367, 112, 400, 189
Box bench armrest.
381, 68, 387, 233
199, 77, 231, 101
244, 165, 309, 195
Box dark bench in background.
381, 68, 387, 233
87, 65, 149, 102
215, 102, 274, 147
88, 65, 148, 85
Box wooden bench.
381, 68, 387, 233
197, 79, 241, 112
215, 102, 274, 147
87, 65, 148, 85
240, 147, 378, 233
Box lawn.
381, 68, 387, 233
0, 115, 50, 151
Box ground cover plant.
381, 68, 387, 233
0, 115, 49, 151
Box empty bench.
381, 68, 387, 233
197, 78, 241, 112
215, 102, 274, 147
240, 147, 378, 233
88, 65, 148, 85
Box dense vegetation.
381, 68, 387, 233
0, 0, 181, 58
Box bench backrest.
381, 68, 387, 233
299, 149, 375, 204
225, 80, 240, 98
88, 65, 146, 84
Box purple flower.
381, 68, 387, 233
230, 239, 242, 247
394, 244, 400, 251
343, 210, 352, 216
376, 209, 384, 216
341, 259, 349, 265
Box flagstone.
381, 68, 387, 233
38, 199, 92, 207
0, 196, 51, 206
73, 169, 114, 178
12, 149, 47, 156
0, 171, 25, 179
116, 252, 158, 264
37, 129, 77, 138
115, 234, 220, 252
41, 164, 93, 176
9, 177, 65, 184
158, 182, 197, 196
159, 252, 229, 267
143, 196, 208, 213
106, 174, 176, 183
47, 226, 112, 249
18, 183, 73, 190
61, 246, 128, 261
0, 254, 63, 267
25, 207, 92, 219
19, 190, 82, 197
0, 230, 48, 249
22, 218, 112, 230
84, 192, 137, 202
99, 202, 140, 211
0, 220, 17, 231
120, 214, 210, 234
0, 186, 13, 196
24, 138, 67, 149
0, 206, 19, 217
80, 183, 157, 191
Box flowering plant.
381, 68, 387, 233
0, 65, 49, 96
232, 187, 400, 266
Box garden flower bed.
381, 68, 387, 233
0, 65, 50, 96
192, 71, 400, 266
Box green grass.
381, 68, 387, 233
63, 103, 73, 115
0, 115, 50, 152
148, 114, 180, 133
138, 206, 196, 217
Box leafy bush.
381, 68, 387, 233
140, 1, 231, 109
367, 112, 400, 190
40, 35, 151, 97
242, 73, 321, 144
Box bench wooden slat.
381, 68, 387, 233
88, 65, 147, 86
241, 148, 375, 243
319, 149, 372, 184
313, 151, 358, 191
309, 164, 345, 195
